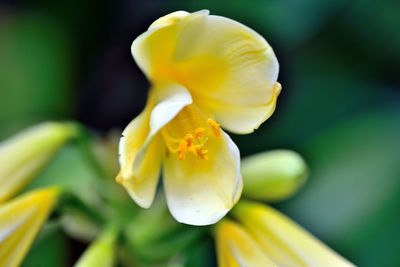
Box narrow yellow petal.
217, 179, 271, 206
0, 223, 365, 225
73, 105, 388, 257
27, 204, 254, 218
0, 188, 59, 267
215, 219, 278, 267
0, 122, 76, 203
232, 201, 355, 267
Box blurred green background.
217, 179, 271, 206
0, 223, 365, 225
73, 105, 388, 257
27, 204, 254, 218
1, 0, 399, 266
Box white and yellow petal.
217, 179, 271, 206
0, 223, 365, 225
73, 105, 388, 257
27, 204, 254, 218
131, 10, 280, 134
215, 219, 277, 267
0, 187, 59, 267
0, 122, 76, 203
162, 104, 242, 225
117, 95, 160, 208
117, 83, 192, 208
232, 201, 355, 267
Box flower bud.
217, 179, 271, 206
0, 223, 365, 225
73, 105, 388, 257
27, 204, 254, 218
241, 150, 308, 202
74, 227, 118, 267
0, 122, 77, 202
0, 187, 60, 267
230, 200, 355, 267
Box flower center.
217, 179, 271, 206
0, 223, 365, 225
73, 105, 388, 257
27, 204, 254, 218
161, 106, 221, 161
177, 127, 209, 160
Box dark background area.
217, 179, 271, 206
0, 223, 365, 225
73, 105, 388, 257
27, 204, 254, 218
1, 0, 400, 266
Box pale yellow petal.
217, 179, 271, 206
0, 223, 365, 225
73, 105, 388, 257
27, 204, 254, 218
146, 83, 193, 141
118, 84, 192, 208
0, 122, 75, 203
131, 11, 280, 134
131, 16, 182, 80
0, 188, 59, 267
195, 82, 281, 134
117, 135, 162, 208
174, 13, 279, 105
232, 201, 355, 267
118, 98, 152, 180
117, 95, 161, 208
163, 110, 242, 225
215, 219, 278, 267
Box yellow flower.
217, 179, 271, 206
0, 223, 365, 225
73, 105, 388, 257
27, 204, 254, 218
215, 201, 355, 267
0, 187, 60, 267
117, 10, 280, 225
0, 122, 76, 203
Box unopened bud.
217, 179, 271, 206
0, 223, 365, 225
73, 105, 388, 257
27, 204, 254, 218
241, 150, 308, 202
74, 226, 118, 267
0, 122, 77, 202
0, 187, 60, 267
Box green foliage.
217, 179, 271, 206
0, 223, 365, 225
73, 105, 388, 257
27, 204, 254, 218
278, 106, 400, 266
0, 12, 73, 139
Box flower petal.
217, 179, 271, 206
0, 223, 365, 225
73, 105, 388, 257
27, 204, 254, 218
232, 201, 355, 267
117, 135, 163, 208
131, 11, 280, 134
132, 83, 192, 180
215, 219, 277, 267
117, 97, 161, 208
0, 188, 59, 267
117, 84, 192, 208
163, 129, 242, 226
118, 97, 153, 180
195, 82, 281, 134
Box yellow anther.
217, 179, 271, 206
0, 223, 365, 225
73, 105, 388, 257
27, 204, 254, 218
177, 140, 187, 160
194, 127, 205, 139
184, 134, 194, 145
188, 144, 197, 155
207, 118, 221, 138
200, 150, 209, 160
177, 128, 211, 160
194, 145, 209, 160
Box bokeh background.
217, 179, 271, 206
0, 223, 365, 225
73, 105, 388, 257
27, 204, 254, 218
1, 0, 399, 266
